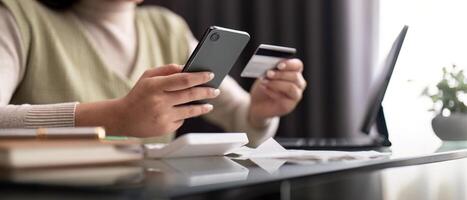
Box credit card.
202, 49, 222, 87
241, 44, 296, 78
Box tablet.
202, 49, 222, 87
144, 133, 249, 159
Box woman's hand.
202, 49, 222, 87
248, 59, 307, 128
76, 64, 220, 137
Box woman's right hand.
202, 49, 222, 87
75, 64, 220, 137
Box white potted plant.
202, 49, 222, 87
423, 64, 467, 141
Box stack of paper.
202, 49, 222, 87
229, 138, 389, 161
0, 127, 143, 168
228, 138, 390, 174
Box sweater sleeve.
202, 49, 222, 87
0, 4, 77, 129
186, 32, 279, 147
204, 76, 280, 147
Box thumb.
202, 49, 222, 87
141, 64, 183, 78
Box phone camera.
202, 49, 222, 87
210, 33, 220, 41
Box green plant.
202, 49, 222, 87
422, 64, 467, 115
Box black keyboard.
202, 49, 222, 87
276, 136, 384, 150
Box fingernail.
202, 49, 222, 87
208, 73, 215, 80
203, 104, 214, 112
277, 63, 287, 70
267, 70, 275, 78
213, 89, 221, 96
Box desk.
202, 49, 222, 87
2, 141, 467, 200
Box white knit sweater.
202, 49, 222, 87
0, 3, 279, 145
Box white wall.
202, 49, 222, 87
380, 0, 467, 153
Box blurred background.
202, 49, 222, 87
143, 0, 467, 149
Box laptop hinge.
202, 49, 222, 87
376, 106, 391, 146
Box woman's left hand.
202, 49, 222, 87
248, 58, 307, 128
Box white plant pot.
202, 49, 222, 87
432, 113, 467, 141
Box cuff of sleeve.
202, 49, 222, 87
246, 116, 280, 147
237, 98, 280, 147
24, 102, 78, 128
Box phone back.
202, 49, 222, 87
184, 26, 250, 88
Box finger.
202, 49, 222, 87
167, 87, 220, 105
172, 104, 214, 121
266, 70, 307, 89
262, 79, 302, 100
141, 64, 183, 78
172, 120, 185, 131
158, 72, 215, 92
258, 83, 282, 100
259, 83, 298, 111
277, 58, 304, 72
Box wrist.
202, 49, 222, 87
247, 106, 271, 129
105, 98, 128, 135
75, 99, 126, 136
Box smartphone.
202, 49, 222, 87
183, 26, 250, 88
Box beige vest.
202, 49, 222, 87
1, 0, 191, 142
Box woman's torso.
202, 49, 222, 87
1, 0, 191, 104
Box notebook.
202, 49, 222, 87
0, 140, 143, 168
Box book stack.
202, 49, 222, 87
0, 127, 143, 168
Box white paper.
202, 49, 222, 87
230, 138, 390, 161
